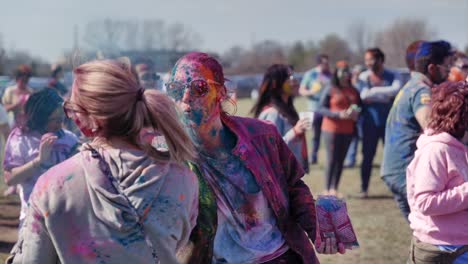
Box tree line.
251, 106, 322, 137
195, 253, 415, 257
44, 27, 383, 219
0, 18, 467, 77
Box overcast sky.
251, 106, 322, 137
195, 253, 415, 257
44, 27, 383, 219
1, 0, 467, 62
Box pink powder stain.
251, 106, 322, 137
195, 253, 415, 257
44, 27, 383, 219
32, 177, 50, 199
31, 211, 43, 234
71, 243, 98, 260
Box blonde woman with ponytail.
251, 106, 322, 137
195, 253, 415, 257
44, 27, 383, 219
8, 59, 198, 264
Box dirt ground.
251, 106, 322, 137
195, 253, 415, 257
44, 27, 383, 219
0, 195, 20, 261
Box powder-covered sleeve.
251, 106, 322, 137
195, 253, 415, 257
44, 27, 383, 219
274, 129, 316, 241
3, 129, 27, 171
10, 190, 58, 263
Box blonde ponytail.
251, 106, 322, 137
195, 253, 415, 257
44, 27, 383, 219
135, 90, 196, 163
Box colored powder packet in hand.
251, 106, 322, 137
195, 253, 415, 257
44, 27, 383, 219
315, 195, 359, 250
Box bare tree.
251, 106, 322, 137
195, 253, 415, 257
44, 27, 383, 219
374, 18, 436, 67
83, 19, 125, 54
318, 34, 353, 66
347, 20, 373, 64
288, 41, 307, 71
124, 20, 140, 50
165, 23, 202, 51
221, 40, 287, 74
141, 19, 165, 50
221, 45, 245, 70
0, 34, 5, 74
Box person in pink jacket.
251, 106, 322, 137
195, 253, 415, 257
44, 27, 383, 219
406, 80, 468, 263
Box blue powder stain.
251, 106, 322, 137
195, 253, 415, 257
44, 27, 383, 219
170, 64, 179, 80
115, 230, 145, 246
137, 176, 146, 184
210, 128, 217, 137
271, 231, 278, 240
191, 109, 203, 126
65, 175, 73, 181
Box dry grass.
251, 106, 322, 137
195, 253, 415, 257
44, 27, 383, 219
0, 97, 412, 263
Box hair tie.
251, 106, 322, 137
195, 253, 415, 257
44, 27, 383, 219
136, 89, 145, 101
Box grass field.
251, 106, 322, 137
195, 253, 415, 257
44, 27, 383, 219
0, 97, 412, 263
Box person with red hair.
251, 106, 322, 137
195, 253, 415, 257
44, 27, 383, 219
406, 81, 468, 263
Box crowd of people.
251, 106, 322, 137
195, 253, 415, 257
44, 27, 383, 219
0, 39, 466, 263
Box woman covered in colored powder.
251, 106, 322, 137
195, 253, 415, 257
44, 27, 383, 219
316, 61, 361, 197
407, 81, 468, 263
166, 52, 344, 264
8, 59, 198, 264
3, 88, 79, 227
251, 64, 310, 173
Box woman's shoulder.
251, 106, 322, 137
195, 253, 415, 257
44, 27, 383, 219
258, 106, 280, 118
152, 162, 199, 199
30, 154, 83, 203
166, 162, 198, 183
5, 127, 30, 144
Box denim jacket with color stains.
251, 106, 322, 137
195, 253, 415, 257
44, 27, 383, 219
188, 114, 319, 264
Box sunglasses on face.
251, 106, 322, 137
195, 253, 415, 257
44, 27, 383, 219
165, 79, 221, 99
62, 100, 87, 119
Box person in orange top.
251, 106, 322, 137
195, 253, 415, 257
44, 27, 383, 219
448, 52, 468, 82
317, 61, 361, 196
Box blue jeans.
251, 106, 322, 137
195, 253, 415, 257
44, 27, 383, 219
382, 173, 410, 220
345, 117, 362, 165
345, 136, 358, 165
437, 246, 468, 264
360, 117, 385, 193
309, 114, 323, 162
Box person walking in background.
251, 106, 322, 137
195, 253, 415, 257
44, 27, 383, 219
251, 64, 310, 173
0, 104, 10, 140
406, 81, 468, 263
354, 48, 402, 198
405, 40, 426, 73
448, 52, 468, 82
133, 58, 162, 91
299, 54, 331, 164
344, 42, 423, 169
0, 103, 12, 196
2, 65, 33, 127
47, 64, 68, 97
343, 64, 365, 168
382, 40, 454, 220
3, 89, 79, 228
316, 61, 361, 197
167, 52, 343, 264
8, 59, 198, 263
